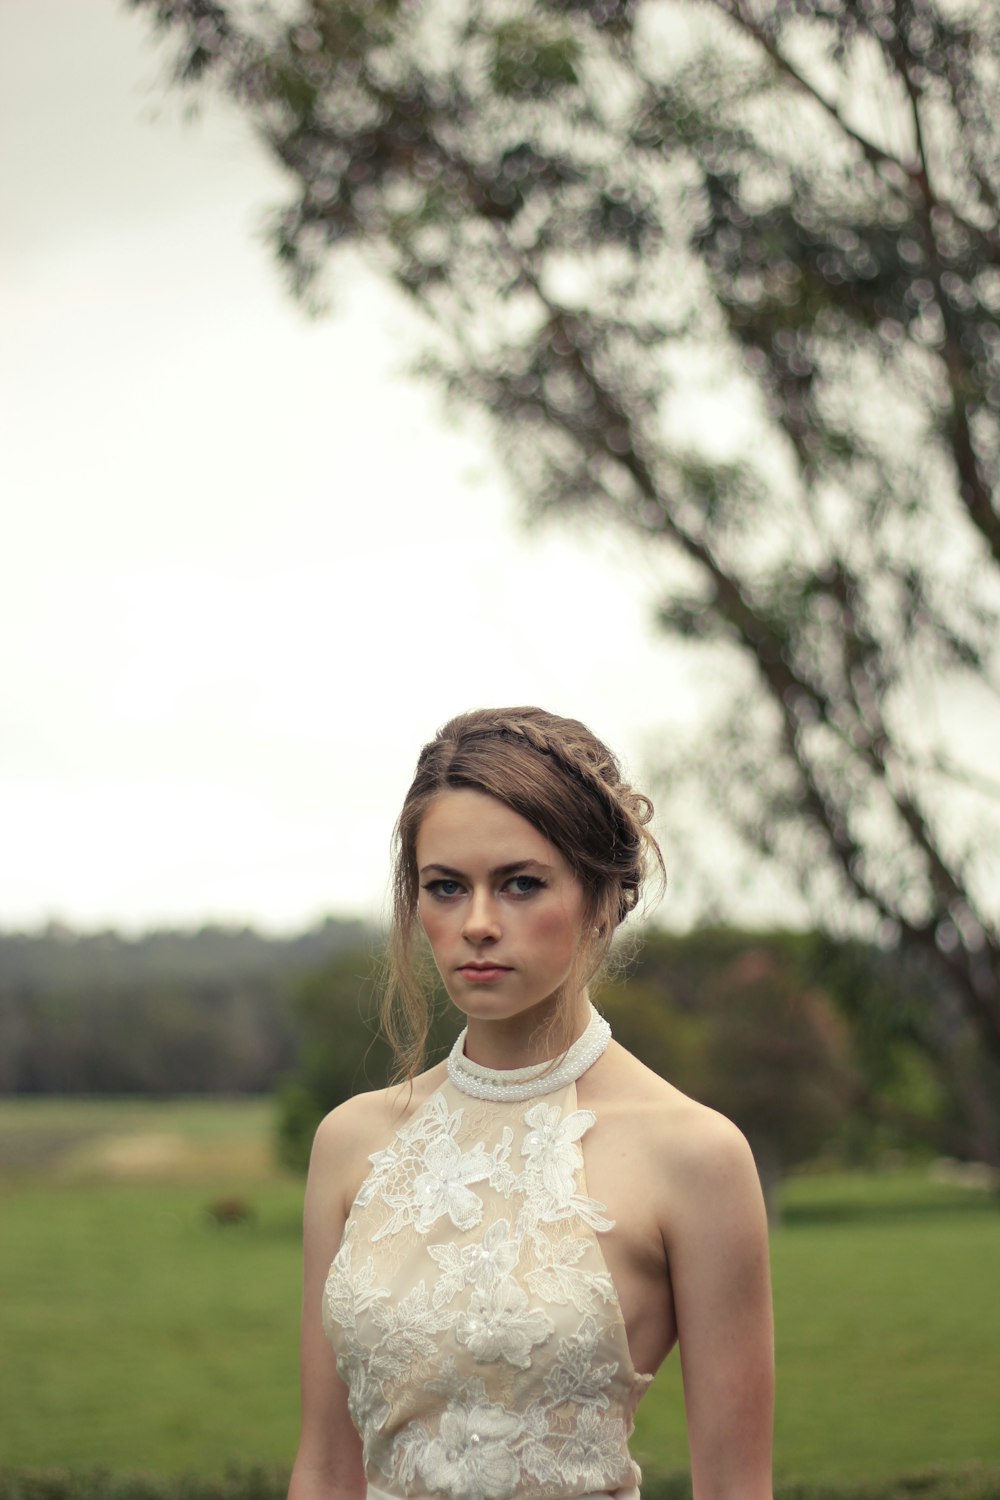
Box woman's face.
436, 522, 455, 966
415, 788, 588, 1025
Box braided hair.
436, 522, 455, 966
383, 707, 665, 1080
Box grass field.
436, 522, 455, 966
1, 1099, 998, 1482
631, 1172, 1000, 1481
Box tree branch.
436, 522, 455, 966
897, 65, 1000, 565
703, 0, 1000, 261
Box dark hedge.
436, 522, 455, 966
2, 1467, 999, 1500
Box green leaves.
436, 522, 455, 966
488, 18, 580, 98
129, 0, 1000, 1143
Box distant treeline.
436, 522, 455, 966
0, 919, 987, 1190
274, 926, 985, 1205
0, 919, 373, 1095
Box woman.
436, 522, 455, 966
290, 708, 773, 1500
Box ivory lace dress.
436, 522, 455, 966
322, 1007, 652, 1500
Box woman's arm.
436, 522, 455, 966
664, 1110, 774, 1500
287, 1105, 368, 1500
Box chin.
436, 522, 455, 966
448, 985, 563, 1024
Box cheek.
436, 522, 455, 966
532, 901, 584, 959
417, 899, 448, 950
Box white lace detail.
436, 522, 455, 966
323, 1079, 651, 1500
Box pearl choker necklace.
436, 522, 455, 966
447, 1004, 612, 1102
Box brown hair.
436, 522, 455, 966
381, 706, 665, 1079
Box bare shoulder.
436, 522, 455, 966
310, 1083, 400, 1160
588, 1042, 762, 1236
308, 1061, 449, 1210
591, 1038, 744, 1139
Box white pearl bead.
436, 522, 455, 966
447, 1005, 611, 1102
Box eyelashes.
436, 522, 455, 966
421, 875, 547, 902
422, 879, 462, 900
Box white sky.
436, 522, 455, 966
0, 0, 721, 933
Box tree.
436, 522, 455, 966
275, 946, 456, 1170
602, 928, 972, 1206
0, 919, 367, 1095
599, 946, 860, 1220
129, 0, 1000, 1162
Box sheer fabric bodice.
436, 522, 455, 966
322, 1062, 652, 1500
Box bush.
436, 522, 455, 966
0, 1469, 287, 1500
2, 1467, 998, 1500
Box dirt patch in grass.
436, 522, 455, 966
59, 1132, 274, 1181
0, 1100, 278, 1182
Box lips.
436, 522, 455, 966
457, 963, 512, 982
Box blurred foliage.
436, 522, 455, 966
613, 926, 1000, 1209
0, 919, 370, 1095
275, 927, 992, 1203
4, 914, 993, 1206
3, 1471, 1000, 1500
608, 926, 993, 1212
275, 945, 456, 1171
129, 0, 1000, 1167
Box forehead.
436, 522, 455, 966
415, 789, 563, 869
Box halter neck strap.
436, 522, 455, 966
446, 1003, 611, 1102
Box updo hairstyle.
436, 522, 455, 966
382, 706, 665, 1080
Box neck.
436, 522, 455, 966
461, 990, 592, 1071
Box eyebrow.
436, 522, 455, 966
418, 859, 553, 879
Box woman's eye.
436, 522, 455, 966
507, 875, 542, 897
424, 879, 462, 899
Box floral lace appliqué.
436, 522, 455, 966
322, 1087, 642, 1500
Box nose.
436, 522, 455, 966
462, 888, 502, 945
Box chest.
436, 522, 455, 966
333, 1082, 674, 1380
323, 1080, 655, 1493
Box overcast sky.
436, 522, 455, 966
1, 0, 732, 934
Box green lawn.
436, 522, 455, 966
1, 1100, 998, 1481
632, 1171, 1000, 1482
